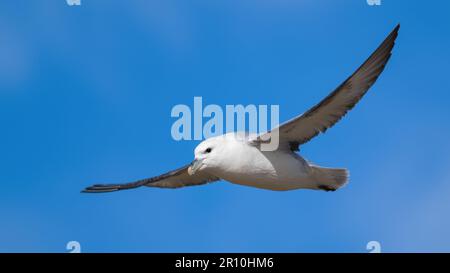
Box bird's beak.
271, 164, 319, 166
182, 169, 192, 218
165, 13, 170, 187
188, 158, 204, 175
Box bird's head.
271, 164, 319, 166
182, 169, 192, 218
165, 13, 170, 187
188, 136, 225, 175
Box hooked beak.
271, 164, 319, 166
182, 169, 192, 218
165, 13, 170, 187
188, 158, 204, 175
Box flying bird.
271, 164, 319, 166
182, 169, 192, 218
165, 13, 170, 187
83, 25, 399, 193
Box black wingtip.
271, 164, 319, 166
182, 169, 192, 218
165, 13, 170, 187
388, 24, 400, 39
393, 24, 400, 35
81, 178, 150, 193
389, 24, 400, 39
81, 189, 117, 193
81, 184, 121, 193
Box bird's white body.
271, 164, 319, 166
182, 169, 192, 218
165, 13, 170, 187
202, 135, 312, 190
191, 133, 346, 191
215, 151, 312, 191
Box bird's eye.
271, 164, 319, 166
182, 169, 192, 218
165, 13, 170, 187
205, 148, 212, 153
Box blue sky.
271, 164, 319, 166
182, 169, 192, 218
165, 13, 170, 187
1, 0, 450, 252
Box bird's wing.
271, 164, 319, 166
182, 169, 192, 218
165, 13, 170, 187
253, 24, 399, 151
82, 164, 219, 193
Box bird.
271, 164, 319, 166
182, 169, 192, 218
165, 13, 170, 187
82, 24, 399, 193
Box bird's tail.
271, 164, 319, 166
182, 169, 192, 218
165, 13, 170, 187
310, 165, 349, 191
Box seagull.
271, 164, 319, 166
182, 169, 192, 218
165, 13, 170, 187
83, 24, 399, 193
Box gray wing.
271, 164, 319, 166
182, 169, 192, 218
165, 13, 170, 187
254, 24, 399, 151
82, 164, 219, 193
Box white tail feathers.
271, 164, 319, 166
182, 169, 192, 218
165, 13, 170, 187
310, 165, 349, 191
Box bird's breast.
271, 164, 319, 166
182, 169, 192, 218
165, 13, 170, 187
212, 146, 313, 190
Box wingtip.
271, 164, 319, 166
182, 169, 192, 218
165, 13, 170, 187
389, 24, 400, 36
81, 188, 94, 193
81, 188, 97, 193
381, 24, 400, 49
81, 185, 120, 193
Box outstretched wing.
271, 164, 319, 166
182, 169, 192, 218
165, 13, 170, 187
82, 164, 219, 193
254, 24, 400, 151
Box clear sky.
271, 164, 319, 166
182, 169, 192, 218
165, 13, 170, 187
1, 1, 450, 253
